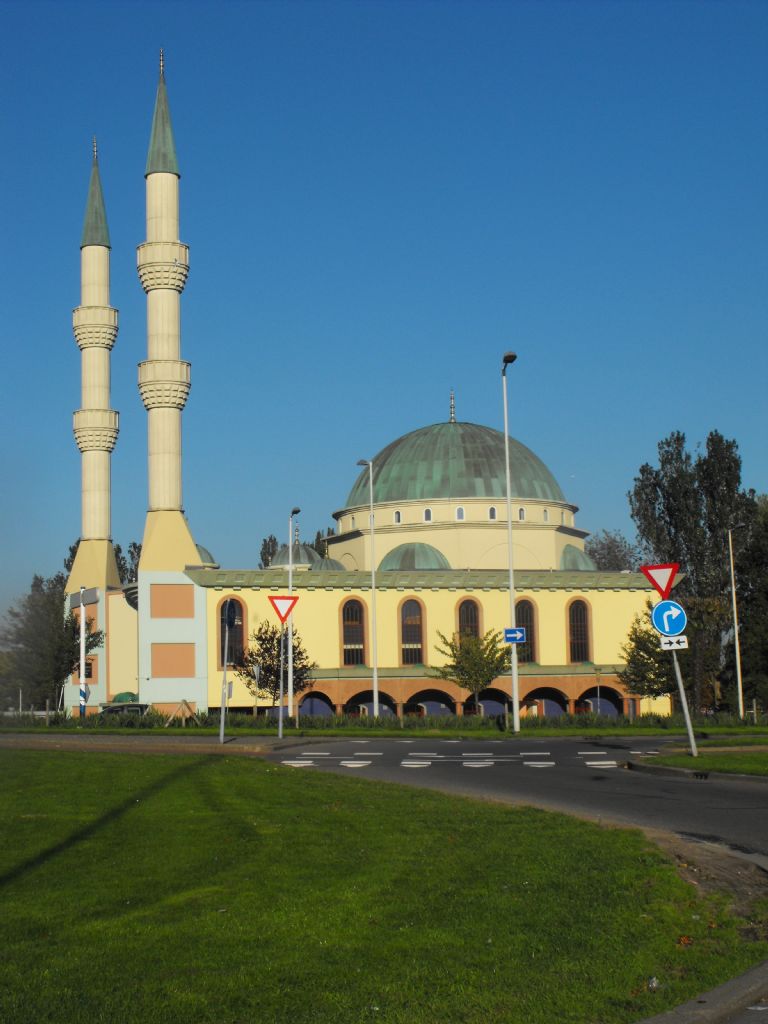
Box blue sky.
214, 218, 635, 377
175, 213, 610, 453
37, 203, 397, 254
1, 0, 766, 613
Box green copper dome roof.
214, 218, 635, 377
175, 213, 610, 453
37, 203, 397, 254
379, 543, 451, 571
559, 544, 596, 571
269, 543, 321, 568
346, 422, 566, 508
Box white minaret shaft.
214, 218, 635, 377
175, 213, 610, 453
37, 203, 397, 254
137, 54, 190, 512
73, 139, 119, 541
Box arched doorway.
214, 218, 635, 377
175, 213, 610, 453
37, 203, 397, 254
404, 689, 456, 717
299, 693, 335, 717
345, 691, 397, 717
578, 687, 623, 717
525, 687, 568, 717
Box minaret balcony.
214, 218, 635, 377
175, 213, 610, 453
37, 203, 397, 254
137, 241, 189, 293
138, 359, 191, 410
72, 306, 119, 349
73, 409, 119, 452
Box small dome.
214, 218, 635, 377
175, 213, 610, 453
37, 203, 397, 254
310, 557, 346, 571
195, 544, 218, 567
559, 544, 596, 571
269, 543, 322, 568
344, 421, 565, 508
379, 543, 452, 571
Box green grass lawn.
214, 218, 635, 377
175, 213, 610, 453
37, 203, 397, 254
2, 751, 767, 1024
652, 751, 768, 776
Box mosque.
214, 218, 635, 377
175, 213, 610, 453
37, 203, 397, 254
64, 57, 665, 720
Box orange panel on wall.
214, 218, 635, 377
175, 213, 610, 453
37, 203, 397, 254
151, 643, 196, 678
150, 584, 195, 618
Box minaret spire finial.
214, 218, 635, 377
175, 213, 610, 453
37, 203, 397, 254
92, 135, 98, 162
449, 389, 456, 423
159, 48, 165, 78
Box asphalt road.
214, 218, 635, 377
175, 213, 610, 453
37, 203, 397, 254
268, 734, 768, 864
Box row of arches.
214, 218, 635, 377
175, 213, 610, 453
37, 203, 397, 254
296, 685, 629, 718
339, 597, 590, 667
219, 596, 594, 670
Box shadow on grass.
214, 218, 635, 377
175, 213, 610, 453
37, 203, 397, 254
0, 756, 211, 890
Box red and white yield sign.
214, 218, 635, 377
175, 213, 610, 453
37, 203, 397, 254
268, 595, 299, 623
640, 563, 680, 601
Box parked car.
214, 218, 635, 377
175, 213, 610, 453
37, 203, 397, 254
98, 702, 150, 718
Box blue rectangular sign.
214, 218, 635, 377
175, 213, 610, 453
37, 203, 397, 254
504, 627, 526, 643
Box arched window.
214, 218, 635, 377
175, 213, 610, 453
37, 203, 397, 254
569, 601, 590, 663
543, 508, 549, 523
518, 507, 525, 522
342, 600, 365, 666
488, 506, 497, 521
424, 508, 432, 523
220, 598, 244, 667
516, 600, 536, 664
458, 599, 479, 638
456, 507, 465, 521
401, 600, 423, 665
394, 510, 401, 524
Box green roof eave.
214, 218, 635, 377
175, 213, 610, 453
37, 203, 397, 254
145, 74, 180, 176
184, 567, 658, 592
81, 156, 110, 248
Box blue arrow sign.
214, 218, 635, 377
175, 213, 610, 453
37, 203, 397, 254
504, 627, 527, 643
651, 600, 687, 637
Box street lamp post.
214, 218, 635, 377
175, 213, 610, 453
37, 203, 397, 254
357, 459, 379, 718
501, 352, 521, 733
727, 527, 744, 719
288, 506, 300, 722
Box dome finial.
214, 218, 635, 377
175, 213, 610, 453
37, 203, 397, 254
159, 48, 165, 78
92, 135, 98, 162
449, 389, 456, 423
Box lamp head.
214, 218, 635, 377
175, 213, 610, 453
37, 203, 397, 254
290, 507, 301, 517
357, 459, 371, 468
502, 351, 517, 373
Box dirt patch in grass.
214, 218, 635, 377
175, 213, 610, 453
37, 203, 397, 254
644, 828, 768, 931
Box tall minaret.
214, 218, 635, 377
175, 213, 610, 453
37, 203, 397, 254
137, 51, 198, 570
66, 139, 121, 594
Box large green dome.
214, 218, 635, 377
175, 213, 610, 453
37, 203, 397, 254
346, 422, 565, 507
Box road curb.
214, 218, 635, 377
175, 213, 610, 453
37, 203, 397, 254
627, 760, 768, 784
634, 958, 768, 1023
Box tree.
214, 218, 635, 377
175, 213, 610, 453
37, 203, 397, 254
585, 529, 640, 571
0, 573, 104, 709
724, 495, 768, 710
628, 430, 757, 709
430, 629, 510, 713
313, 528, 336, 559
114, 542, 142, 584
259, 535, 279, 569
618, 601, 676, 698
235, 620, 315, 706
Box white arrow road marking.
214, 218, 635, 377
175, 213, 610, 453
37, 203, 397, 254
402, 761, 431, 767
340, 761, 371, 768
282, 760, 315, 767
663, 606, 682, 632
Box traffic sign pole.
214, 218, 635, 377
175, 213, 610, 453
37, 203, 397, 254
672, 650, 697, 757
